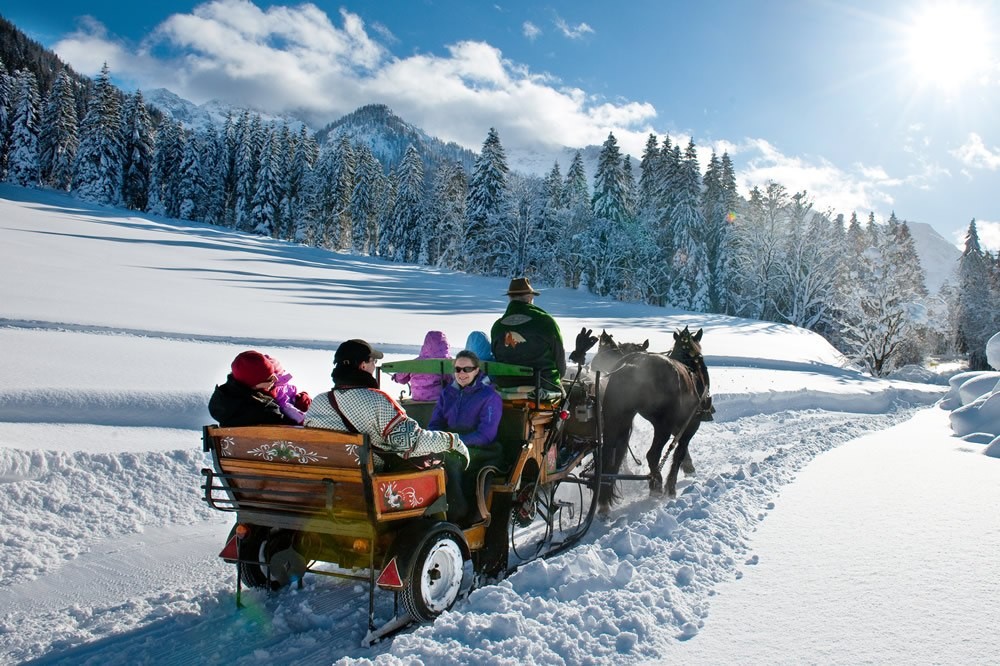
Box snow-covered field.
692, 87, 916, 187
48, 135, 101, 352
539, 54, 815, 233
1, 184, 997, 665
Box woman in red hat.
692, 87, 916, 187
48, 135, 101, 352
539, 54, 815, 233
209, 350, 300, 427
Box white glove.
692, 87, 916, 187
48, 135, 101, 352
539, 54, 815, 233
451, 435, 470, 469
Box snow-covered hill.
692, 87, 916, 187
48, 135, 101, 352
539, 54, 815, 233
2, 184, 996, 665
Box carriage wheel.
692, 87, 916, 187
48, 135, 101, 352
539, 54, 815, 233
401, 530, 466, 622
237, 525, 271, 589
509, 478, 553, 561
549, 449, 600, 537
238, 527, 295, 590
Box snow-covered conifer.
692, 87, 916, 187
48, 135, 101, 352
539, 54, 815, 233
388, 143, 424, 263
38, 69, 78, 190
72, 64, 124, 205
249, 129, 281, 236
591, 132, 628, 225
5, 69, 41, 187
466, 127, 509, 264
350, 143, 385, 254
120, 90, 154, 210
665, 140, 709, 311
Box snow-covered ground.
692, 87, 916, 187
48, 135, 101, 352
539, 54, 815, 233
1, 184, 997, 665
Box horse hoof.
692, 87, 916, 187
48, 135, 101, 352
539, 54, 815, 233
681, 463, 695, 475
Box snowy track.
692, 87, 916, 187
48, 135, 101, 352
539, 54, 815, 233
0, 405, 918, 665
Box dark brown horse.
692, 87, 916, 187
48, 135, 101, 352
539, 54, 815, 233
595, 328, 708, 508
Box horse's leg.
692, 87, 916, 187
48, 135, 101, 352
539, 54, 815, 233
666, 430, 696, 498
681, 450, 695, 475
599, 415, 633, 509
645, 425, 671, 494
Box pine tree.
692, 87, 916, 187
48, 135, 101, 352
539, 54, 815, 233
330, 135, 356, 250
388, 143, 425, 263
177, 132, 206, 221
249, 128, 281, 236
120, 90, 154, 211
637, 133, 660, 217
591, 132, 628, 225
666, 140, 709, 310
148, 119, 185, 217
5, 69, 41, 187
0, 57, 12, 178
38, 69, 78, 190
377, 168, 398, 258
466, 127, 509, 265
348, 143, 383, 254
563, 150, 589, 209
284, 125, 316, 241
234, 114, 263, 230
72, 63, 124, 205
955, 219, 996, 370
197, 125, 226, 226
557, 151, 591, 289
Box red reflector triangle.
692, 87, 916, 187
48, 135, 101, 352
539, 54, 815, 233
219, 535, 238, 560
376, 557, 403, 589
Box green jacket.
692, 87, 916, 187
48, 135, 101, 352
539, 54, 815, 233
490, 300, 566, 388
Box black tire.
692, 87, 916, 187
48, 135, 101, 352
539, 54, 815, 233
237, 527, 294, 590
400, 529, 467, 622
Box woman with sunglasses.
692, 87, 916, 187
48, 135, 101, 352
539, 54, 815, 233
428, 350, 503, 523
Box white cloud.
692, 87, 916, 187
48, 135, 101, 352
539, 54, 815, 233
47, 2, 651, 153
975, 219, 1000, 253
730, 138, 898, 218
52, 16, 134, 76
951, 132, 1000, 170
522, 21, 541, 41
554, 17, 595, 39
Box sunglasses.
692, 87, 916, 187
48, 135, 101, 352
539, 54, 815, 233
454, 366, 478, 374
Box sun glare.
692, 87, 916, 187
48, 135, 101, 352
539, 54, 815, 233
904, 3, 992, 91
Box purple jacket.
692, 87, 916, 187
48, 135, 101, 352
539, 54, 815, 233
265, 355, 306, 424
428, 374, 502, 447
392, 330, 451, 401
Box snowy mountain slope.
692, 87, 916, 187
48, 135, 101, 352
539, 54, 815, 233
144, 87, 309, 133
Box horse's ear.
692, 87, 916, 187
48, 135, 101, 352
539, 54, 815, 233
641, 340, 649, 350
693, 328, 703, 342
673, 330, 680, 341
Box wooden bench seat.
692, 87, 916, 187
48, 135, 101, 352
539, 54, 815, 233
202, 425, 447, 528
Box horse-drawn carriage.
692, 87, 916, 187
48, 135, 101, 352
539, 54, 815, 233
200, 358, 605, 644
201, 327, 709, 644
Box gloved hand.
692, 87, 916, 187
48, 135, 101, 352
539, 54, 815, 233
569, 327, 598, 364
294, 391, 312, 411
451, 436, 470, 469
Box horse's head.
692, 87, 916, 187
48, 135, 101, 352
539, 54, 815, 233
618, 339, 650, 354
671, 326, 704, 364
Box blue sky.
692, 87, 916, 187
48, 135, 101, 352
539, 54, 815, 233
5, 0, 999, 250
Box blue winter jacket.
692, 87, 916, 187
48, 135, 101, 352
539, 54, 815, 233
427, 373, 502, 447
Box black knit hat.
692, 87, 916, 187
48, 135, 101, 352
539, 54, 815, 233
334, 339, 384, 364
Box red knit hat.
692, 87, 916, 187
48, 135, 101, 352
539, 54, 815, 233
231, 351, 276, 387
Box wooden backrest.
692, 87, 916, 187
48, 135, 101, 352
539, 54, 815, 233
203, 425, 445, 523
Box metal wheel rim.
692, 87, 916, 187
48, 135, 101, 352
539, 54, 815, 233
419, 539, 464, 613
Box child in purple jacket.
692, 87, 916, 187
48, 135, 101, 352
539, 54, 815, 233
265, 354, 312, 424
391, 330, 451, 401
